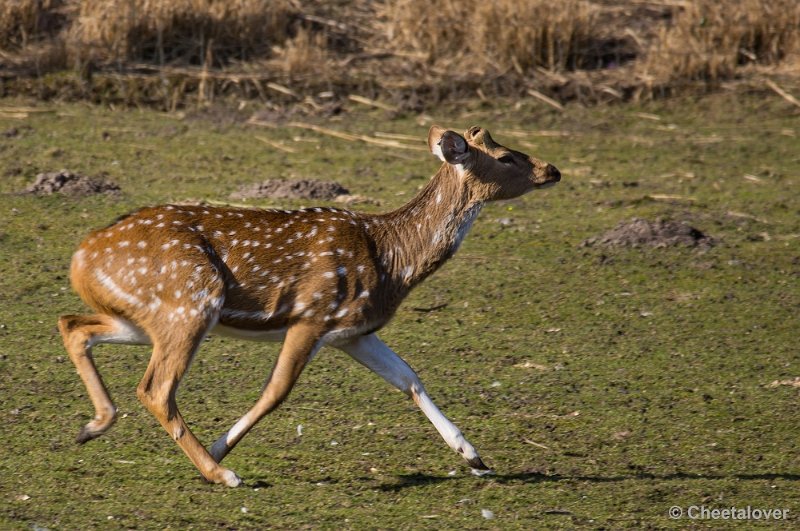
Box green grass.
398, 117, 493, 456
1, 94, 799, 529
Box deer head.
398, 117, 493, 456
427, 125, 561, 201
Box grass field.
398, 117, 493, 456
0, 93, 799, 528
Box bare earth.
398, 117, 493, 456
230, 179, 349, 201
582, 217, 713, 248
23, 170, 121, 197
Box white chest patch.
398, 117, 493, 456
451, 203, 483, 254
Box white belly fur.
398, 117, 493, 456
211, 323, 288, 342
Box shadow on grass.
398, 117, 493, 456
377, 471, 800, 492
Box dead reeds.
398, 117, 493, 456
0, 0, 65, 49
378, 0, 598, 73
641, 0, 800, 87
69, 0, 297, 65
271, 27, 332, 79
1, 1, 799, 108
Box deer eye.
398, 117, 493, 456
498, 155, 515, 165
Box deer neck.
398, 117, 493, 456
369, 164, 483, 289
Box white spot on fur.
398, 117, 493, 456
95, 270, 142, 307
148, 297, 162, 311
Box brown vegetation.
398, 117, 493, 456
0, 0, 68, 49
379, 0, 599, 73
642, 0, 800, 86
0, 0, 798, 109
69, 0, 296, 66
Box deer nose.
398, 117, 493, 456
532, 159, 561, 185
547, 164, 561, 183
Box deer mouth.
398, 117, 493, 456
533, 180, 558, 189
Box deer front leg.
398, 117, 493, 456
338, 333, 490, 472
210, 324, 322, 463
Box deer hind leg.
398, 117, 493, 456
58, 314, 151, 443
338, 333, 491, 472
136, 316, 243, 488
210, 323, 322, 463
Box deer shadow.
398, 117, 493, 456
376, 470, 800, 492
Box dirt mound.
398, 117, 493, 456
582, 218, 713, 249
230, 179, 349, 201
24, 170, 121, 197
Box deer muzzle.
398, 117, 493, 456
532, 159, 561, 188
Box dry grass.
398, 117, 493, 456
0, 0, 69, 49
378, 0, 598, 73
272, 27, 331, 79
642, 0, 800, 86
1, 0, 799, 108
69, 0, 297, 66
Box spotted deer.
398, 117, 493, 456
58, 125, 560, 486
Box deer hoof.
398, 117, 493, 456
75, 427, 95, 444
75, 424, 104, 444
219, 468, 243, 488
467, 455, 491, 471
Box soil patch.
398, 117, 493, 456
230, 179, 349, 201
582, 218, 713, 249
24, 170, 121, 197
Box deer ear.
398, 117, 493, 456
428, 126, 469, 164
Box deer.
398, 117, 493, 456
58, 125, 560, 487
